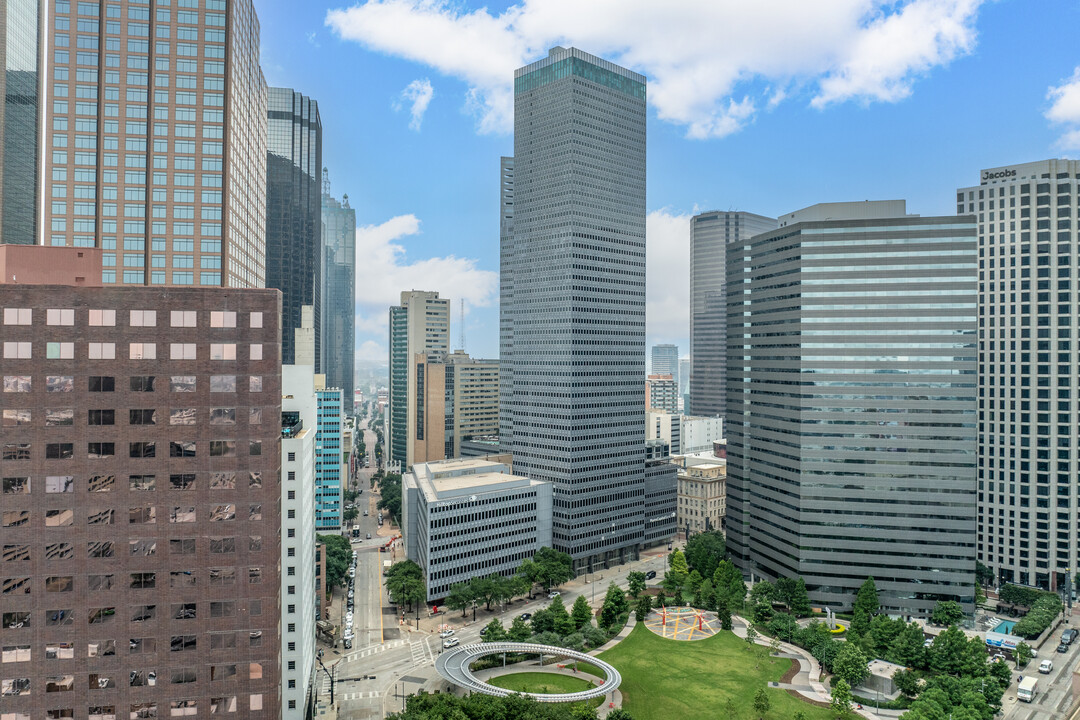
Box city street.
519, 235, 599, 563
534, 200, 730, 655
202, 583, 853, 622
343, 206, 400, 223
1001, 620, 1080, 720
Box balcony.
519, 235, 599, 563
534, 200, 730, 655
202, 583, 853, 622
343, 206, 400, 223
281, 412, 303, 438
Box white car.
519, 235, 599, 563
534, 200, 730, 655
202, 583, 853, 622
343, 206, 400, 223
442, 637, 459, 649
1039, 659, 1053, 674
548, 591, 561, 599
439, 629, 454, 638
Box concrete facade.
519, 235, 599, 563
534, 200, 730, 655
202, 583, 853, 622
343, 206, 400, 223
675, 456, 726, 535
0, 282, 282, 718
502, 47, 650, 571
644, 440, 678, 547
402, 458, 552, 601
959, 159, 1080, 592
689, 211, 777, 417
646, 373, 678, 413
726, 202, 979, 616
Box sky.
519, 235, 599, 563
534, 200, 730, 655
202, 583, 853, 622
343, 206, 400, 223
253, 0, 1080, 366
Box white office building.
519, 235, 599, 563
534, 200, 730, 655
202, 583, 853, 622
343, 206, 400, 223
402, 457, 552, 601
281, 364, 318, 717
648, 412, 724, 455
959, 159, 1080, 592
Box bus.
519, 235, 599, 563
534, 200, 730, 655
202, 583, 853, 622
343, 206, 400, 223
351, 525, 360, 539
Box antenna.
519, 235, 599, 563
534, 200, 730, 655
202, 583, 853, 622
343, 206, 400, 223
458, 298, 466, 353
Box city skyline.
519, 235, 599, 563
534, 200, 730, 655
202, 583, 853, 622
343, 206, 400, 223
251, 0, 1080, 363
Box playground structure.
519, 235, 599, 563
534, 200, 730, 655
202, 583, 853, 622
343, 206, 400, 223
643, 606, 719, 641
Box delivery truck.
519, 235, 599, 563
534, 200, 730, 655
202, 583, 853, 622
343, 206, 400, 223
1018, 676, 1038, 703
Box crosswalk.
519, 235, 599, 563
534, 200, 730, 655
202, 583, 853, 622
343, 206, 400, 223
339, 691, 380, 700
343, 639, 406, 663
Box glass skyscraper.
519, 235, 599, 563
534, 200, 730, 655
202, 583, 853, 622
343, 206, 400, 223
1, 0, 42, 244
316, 386, 344, 531
266, 87, 321, 366
650, 343, 679, 389
42, 0, 267, 288
689, 210, 776, 417
726, 201, 979, 616
502, 47, 650, 571
321, 169, 355, 404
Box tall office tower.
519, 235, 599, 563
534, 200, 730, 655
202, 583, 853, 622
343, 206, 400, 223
408, 350, 499, 464
645, 373, 678, 413
42, 0, 267, 288
504, 47, 649, 571
0, 247, 282, 718
266, 87, 321, 366
960, 159, 1080, 592
726, 201, 978, 616
387, 290, 449, 469
651, 343, 678, 387
689, 211, 777, 417
644, 439, 678, 546
321, 169, 355, 403
315, 382, 344, 531
280, 365, 316, 716
498, 156, 514, 451
1, 0, 43, 244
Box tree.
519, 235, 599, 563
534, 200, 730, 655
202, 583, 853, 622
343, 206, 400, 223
377, 472, 403, 521
669, 549, 690, 584
317, 534, 352, 589
508, 616, 532, 642
749, 580, 774, 607
517, 559, 543, 599
343, 506, 359, 523
683, 530, 726, 579
830, 679, 853, 719
713, 561, 747, 611
549, 595, 574, 636
718, 599, 732, 631
975, 560, 994, 588
929, 625, 969, 676
832, 642, 869, 689
1014, 641, 1033, 668
470, 576, 497, 611
534, 547, 573, 591
893, 668, 920, 698
697, 578, 717, 611
745, 623, 758, 647
601, 582, 629, 629
530, 607, 554, 635
789, 578, 813, 618
385, 560, 425, 609
606, 711, 635, 720
769, 636, 782, 657
481, 618, 507, 642
686, 570, 703, 597
889, 621, 928, 669
852, 577, 879, 637
571, 595, 593, 629
753, 688, 771, 718
627, 571, 646, 599
445, 583, 474, 618
931, 600, 966, 627
635, 594, 652, 622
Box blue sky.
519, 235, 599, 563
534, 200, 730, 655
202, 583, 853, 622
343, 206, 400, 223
253, 0, 1080, 366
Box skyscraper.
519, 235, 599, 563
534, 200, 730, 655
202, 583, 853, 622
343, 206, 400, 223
387, 290, 449, 468
726, 201, 978, 616
1, 0, 43, 244
267, 87, 322, 366
960, 159, 1080, 592
498, 156, 514, 450
321, 169, 355, 403
689, 211, 777, 417
651, 343, 679, 388
503, 47, 649, 571
42, 0, 267, 288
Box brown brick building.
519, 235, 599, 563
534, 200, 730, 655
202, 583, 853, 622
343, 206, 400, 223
0, 282, 281, 719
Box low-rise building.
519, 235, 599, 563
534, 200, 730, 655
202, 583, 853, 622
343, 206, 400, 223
674, 452, 727, 535
402, 457, 552, 601
647, 412, 724, 455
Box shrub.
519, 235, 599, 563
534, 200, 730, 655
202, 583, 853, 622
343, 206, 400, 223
1011, 593, 1063, 639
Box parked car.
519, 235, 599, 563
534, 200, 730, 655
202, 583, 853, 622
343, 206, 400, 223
366, 533, 372, 540
442, 637, 459, 649
923, 638, 934, 648
519, 613, 532, 621
645, 570, 657, 580
1063, 628, 1078, 645
439, 629, 454, 638
343, 637, 353, 649
547, 591, 560, 599
1057, 642, 1069, 653
1039, 659, 1054, 674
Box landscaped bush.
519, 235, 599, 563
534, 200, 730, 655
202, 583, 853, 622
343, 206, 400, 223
998, 583, 1041, 608
1011, 592, 1063, 639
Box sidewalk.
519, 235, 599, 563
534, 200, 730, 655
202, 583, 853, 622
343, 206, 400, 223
731, 615, 905, 719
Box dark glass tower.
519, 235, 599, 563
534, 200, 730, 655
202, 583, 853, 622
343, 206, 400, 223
321, 169, 355, 405
503, 47, 649, 571
1, 0, 42, 244
267, 87, 322, 366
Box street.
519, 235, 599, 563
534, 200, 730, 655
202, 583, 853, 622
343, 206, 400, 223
1002, 623, 1080, 720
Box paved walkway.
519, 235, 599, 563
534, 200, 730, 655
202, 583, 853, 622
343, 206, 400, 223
731, 616, 906, 719
472, 663, 625, 718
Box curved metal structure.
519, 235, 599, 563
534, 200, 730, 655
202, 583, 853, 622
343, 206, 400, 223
435, 642, 621, 703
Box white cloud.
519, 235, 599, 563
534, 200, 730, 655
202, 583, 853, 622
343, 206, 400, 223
393, 78, 435, 131
352, 214, 499, 359
646, 209, 692, 351
1047, 67, 1080, 150
305, 31, 320, 48
326, 0, 986, 138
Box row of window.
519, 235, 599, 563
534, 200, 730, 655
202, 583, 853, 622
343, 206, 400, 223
3, 342, 264, 361
3, 374, 264, 393
5, 536, 263, 561
2, 441, 263, 460
3, 308, 259, 328
1, 504, 263, 527
2, 473, 262, 494
2, 407, 264, 427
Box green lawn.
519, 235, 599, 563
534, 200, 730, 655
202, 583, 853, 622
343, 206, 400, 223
598, 623, 835, 720
487, 672, 603, 708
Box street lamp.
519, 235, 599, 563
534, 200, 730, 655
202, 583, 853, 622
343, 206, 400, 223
472, 600, 477, 623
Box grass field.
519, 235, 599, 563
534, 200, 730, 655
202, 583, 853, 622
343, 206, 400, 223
487, 672, 603, 708
598, 623, 835, 720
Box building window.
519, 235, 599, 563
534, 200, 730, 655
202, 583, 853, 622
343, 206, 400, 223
46, 309, 75, 326
3, 308, 31, 325
249, 344, 262, 360
210, 311, 235, 328
88, 376, 114, 392
88, 309, 115, 326
128, 343, 155, 359
249, 312, 262, 328
209, 343, 235, 360
88, 343, 115, 360
3, 342, 31, 359
170, 343, 196, 360
170, 310, 196, 327
129, 310, 156, 327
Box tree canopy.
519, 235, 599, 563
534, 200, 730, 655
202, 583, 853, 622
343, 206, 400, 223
683, 530, 726, 579
317, 534, 352, 589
